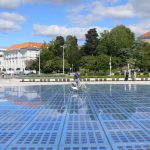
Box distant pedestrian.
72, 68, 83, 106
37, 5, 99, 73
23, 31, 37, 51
2, 73, 4, 78
125, 71, 129, 81
133, 70, 136, 81
74, 71, 80, 88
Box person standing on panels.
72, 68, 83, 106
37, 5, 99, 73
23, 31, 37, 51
133, 70, 136, 81
125, 70, 129, 81
74, 70, 81, 88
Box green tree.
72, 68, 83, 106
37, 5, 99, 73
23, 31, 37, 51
53, 36, 65, 57
132, 41, 150, 71
80, 56, 97, 71
82, 28, 99, 56
43, 57, 70, 73
109, 25, 135, 56
96, 55, 110, 72
96, 30, 110, 55
65, 35, 80, 69
25, 59, 37, 70
40, 43, 54, 72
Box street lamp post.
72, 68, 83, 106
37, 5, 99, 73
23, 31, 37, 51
72, 64, 73, 73
127, 63, 130, 77
39, 49, 41, 75
109, 56, 112, 76
61, 45, 65, 74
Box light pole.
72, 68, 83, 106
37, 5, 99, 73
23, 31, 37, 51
127, 63, 130, 77
109, 56, 112, 76
61, 45, 65, 74
72, 64, 73, 73
39, 49, 41, 75
10, 55, 12, 76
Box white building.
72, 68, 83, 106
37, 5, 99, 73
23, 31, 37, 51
0, 48, 6, 72
138, 31, 150, 43
4, 42, 42, 72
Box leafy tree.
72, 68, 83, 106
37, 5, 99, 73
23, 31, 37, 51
40, 43, 54, 72
53, 36, 65, 57
96, 30, 110, 55
127, 58, 136, 69
65, 35, 80, 69
132, 41, 150, 71
25, 59, 37, 70
95, 55, 110, 72
116, 48, 133, 67
109, 25, 135, 56
111, 56, 123, 69
80, 56, 97, 71
43, 57, 70, 73
25, 25, 150, 74
83, 28, 99, 56
139, 43, 150, 71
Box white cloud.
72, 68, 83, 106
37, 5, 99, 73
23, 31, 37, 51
128, 20, 150, 36
0, 20, 20, 33
33, 24, 109, 40
0, 12, 26, 22
129, 0, 150, 18
0, 12, 26, 33
0, 0, 80, 9
0, 0, 21, 9
68, 0, 150, 26
68, 1, 134, 26
24, 0, 79, 4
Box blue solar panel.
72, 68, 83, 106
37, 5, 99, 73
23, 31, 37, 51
0, 84, 150, 149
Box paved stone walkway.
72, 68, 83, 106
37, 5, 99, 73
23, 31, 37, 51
0, 78, 150, 87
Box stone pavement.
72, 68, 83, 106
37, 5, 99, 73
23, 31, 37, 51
0, 78, 150, 87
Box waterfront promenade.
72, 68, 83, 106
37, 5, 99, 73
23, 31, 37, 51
0, 78, 150, 87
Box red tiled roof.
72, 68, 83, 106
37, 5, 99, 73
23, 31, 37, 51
7, 42, 43, 51
141, 31, 150, 37
15, 101, 43, 107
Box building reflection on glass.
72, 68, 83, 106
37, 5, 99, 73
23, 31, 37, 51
1, 86, 43, 107
0, 84, 146, 121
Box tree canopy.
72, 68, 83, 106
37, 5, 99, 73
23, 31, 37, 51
26, 25, 150, 75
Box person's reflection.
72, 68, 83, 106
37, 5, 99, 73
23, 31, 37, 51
124, 84, 127, 91
109, 84, 112, 96
69, 92, 87, 114
124, 84, 132, 91
128, 84, 131, 91
133, 84, 137, 91
57, 85, 67, 114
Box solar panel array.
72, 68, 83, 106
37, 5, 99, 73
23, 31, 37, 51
0, 84, 150, 150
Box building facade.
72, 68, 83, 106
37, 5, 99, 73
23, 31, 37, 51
138, 31, 150, 43
4, 42, 42, 72
0, 48, 6, 72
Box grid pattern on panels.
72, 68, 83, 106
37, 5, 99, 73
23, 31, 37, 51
0, 84, 150, 150
89, 84, 150, 149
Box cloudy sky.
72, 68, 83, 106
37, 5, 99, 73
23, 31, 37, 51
0, 0, 150, 47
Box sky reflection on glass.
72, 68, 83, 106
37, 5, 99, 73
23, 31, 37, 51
0, 84, 150, 150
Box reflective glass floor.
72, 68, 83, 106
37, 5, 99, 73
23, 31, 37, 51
0, 84, 150, 150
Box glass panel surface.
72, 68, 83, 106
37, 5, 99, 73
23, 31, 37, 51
0, 84, 150, 150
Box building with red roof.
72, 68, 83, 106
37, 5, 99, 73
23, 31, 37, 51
4, 42, 43, 73
138, 31, 150, 43
7, 42, 43, 51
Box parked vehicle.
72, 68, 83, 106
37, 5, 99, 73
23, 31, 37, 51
14, 70, 22, 75
24, 70, 36, 75
24, 70, 31, 75
4, 70, 14, 75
